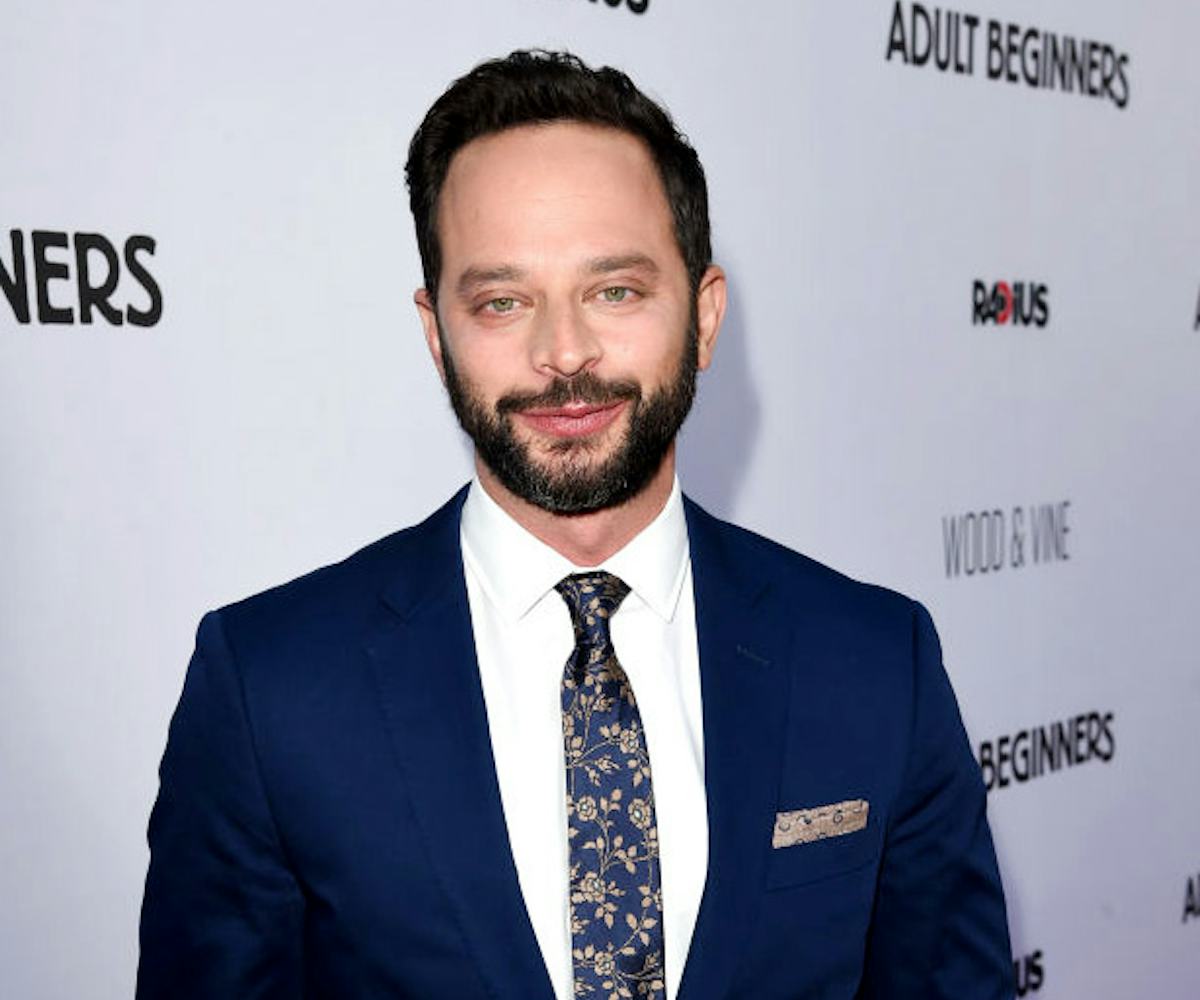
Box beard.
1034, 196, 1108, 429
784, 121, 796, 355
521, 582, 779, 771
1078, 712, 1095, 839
440, 321, 699, 515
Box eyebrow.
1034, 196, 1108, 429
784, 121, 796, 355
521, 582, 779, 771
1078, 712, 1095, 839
585, 253, 660, 277
455, 264, 527, 298
452, 253, 661, 299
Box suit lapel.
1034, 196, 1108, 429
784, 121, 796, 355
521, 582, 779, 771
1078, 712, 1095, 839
676, 499, 794, 1000
361, 491, 792, 1000
364, 491, 555, 1000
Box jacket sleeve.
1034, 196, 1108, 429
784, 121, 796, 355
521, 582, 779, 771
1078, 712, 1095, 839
137, 611, 304, 999
858, 602, 1014, 1000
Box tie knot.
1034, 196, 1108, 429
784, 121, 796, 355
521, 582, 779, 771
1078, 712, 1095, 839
555, 572, 630, 648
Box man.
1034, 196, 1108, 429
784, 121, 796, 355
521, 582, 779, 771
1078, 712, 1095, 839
139, 50, 1012, 999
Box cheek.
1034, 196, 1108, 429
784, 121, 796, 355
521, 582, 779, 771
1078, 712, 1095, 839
606, 308, 688, 379
446, 330, 524, 389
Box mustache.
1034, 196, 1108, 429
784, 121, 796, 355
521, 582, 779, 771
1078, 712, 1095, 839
496, 372, 641, 414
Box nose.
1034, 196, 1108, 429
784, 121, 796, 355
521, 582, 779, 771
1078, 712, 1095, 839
530, 299, 602, 379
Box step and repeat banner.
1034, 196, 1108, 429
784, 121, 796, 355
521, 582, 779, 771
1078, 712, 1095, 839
2, 1, 1197, 997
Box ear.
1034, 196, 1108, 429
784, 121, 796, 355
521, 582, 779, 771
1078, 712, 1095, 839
694, 264, 727, 372
414, 287, 446, 384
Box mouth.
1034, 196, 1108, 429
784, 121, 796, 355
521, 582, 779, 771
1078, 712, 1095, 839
515, 399, 628, 440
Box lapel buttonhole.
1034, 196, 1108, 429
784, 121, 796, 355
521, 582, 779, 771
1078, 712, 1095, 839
735, 644, 771, 668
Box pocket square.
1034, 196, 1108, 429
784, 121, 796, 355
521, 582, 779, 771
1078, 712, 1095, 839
773, 799, 869, 848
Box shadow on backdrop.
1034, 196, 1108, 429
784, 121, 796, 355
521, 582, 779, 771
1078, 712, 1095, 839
989, 824, 1024, 951
678, 262, 759, 519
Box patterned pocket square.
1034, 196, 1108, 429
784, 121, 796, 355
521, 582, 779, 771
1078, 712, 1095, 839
773, 799, 869, 848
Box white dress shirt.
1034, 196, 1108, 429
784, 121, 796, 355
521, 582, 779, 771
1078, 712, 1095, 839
460, 476, 708, 1000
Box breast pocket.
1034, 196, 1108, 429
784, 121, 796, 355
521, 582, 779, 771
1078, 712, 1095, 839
764, 812, 883, 891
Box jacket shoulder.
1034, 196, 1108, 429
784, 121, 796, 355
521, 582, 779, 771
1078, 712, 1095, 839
685, 497, 922, 630
209, 489, 465, 659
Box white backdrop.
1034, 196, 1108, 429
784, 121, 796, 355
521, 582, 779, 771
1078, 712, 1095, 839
2, 1, 1198, 997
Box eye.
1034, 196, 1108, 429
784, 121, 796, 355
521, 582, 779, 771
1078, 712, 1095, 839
599, 286, 632, 304
485, 296, 517, 313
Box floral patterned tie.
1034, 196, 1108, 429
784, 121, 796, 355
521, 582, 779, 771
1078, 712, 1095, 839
556, 572, 665, 1000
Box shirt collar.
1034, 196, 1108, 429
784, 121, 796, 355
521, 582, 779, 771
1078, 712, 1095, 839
460, 476, 689, 624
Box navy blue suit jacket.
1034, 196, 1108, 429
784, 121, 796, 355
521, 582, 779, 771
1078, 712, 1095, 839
138, 489, 1012, 999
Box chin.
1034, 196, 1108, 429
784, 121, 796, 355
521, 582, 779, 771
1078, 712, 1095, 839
531, 426, 623, 457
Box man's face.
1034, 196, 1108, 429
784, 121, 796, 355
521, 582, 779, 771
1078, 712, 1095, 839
417, 122, 718, 514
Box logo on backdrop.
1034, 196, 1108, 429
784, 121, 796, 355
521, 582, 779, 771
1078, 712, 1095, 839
0, 229, 162, 327
978, 711, 1115, 792
1014, 950, 1045, 997
1186, 872, 1200, 923
942, 501, 1070, 578
885, 2, 1131, 109
973, 280, 1049, 327
563, 0, 649, 15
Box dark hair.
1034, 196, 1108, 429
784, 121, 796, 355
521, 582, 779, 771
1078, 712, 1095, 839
405, 49, 711, 304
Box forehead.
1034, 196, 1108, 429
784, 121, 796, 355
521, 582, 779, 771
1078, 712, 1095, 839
436, 122, 678, 278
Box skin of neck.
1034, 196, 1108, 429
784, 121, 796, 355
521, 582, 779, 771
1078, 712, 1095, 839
474, 443, 677, 567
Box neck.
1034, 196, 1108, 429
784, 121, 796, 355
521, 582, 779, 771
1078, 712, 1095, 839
475, 448, 677, 567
